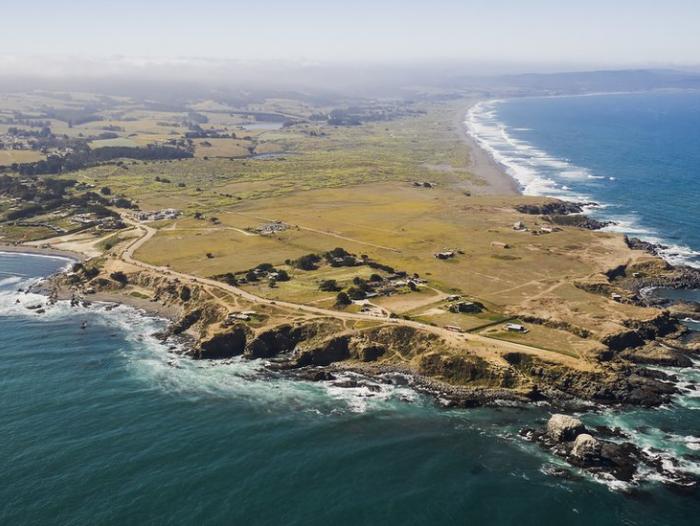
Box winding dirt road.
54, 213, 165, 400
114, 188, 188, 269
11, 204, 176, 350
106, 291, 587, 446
120, 218, 586, 368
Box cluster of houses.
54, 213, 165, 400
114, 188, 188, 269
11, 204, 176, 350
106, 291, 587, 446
252, 221, 289, 236
0, 135, 34, 151
134, 209, 180, 222
71, 214, 125, 231
363, 272, 426, 298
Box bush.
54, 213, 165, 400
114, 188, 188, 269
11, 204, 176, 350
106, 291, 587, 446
336, 291, 351, 306
220, 273, 237, 285
110, 271, 128, 284
180, 286, 191, 302
319, 279, 340, 292
346, 286, 366, 300
256, 263, 275, 272
294, 253, 321, 271
100, 186, 112, 195
276, 269, 290, 281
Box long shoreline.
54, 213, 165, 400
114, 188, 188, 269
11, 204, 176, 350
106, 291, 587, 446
456, 101, 521, 195
0, 244, 85, 262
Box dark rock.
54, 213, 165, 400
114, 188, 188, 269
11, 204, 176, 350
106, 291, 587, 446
295, 336, 350, 366
293, 369, 336, 382
193, 326, 248, 359
547, 214, 613, 230
546, 414, 585, 442
515, 201, 585, 215
245, 324, 296, 359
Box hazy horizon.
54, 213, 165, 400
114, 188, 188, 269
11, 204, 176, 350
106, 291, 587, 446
2, 0, 699, 71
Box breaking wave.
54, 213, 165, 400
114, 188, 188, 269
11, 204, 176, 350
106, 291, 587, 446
465, 100, 700, 269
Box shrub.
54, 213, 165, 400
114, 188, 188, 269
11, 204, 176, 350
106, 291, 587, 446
336, 291, 351, 306
346, 286, 366, 300
179, 286, 191, 302
319, 279, 340, 292
110, 271, 128, 284
294, 253, 321, 271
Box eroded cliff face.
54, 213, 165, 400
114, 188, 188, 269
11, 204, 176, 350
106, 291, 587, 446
186, 319, 680, 408
52, 258, 692, 409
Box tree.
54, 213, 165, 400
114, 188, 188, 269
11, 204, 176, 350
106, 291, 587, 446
276, 269, 290, 281
255, 262, 274, 272
336, 291, 351, 306
100, 186, 112, 196
346, 286, 366, 300
294, 253, 321, 271
245, 270, 258, 282
221, 273, 237, 285
319, 279, 340, 292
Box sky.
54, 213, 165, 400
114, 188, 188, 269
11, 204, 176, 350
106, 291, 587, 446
1, 0, 699, 69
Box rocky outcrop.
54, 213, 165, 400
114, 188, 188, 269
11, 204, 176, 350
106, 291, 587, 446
600, 312, 679, 353
244, 324, 298, 359
546, 214, 612, 230
546, 414, 585, 442
418, 353, 510, 387
620, 343, 693, 367
571, 433, 601, 459
295, 336, 351, 366
624, 236, 665, 255
193, 325, 250, 359
524, 414, 698, 486
503, 352, 677, 406
515, 201, 586, 215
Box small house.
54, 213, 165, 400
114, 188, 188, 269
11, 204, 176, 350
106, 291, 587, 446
505, 323, 528, 333
449, 301, 484, 314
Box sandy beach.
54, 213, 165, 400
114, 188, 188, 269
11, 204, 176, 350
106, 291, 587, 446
0, 244, 85, 262
455, 102, 521, 196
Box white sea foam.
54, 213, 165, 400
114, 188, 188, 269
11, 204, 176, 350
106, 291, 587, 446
465, 100, 700, 269
0, 271, 423, 415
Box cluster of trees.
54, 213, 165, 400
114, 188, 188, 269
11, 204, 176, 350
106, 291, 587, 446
0, 175, 76, 204
291, 253, 322, 271
12, 144, 193, 176
6, 126, 52, 138
1, 174, 118, 222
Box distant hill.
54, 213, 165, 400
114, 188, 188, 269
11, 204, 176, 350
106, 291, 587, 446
450, 69, 700, 95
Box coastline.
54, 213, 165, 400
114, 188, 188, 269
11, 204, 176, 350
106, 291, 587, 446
456, 102, 521, 196
0, 243, 85, 262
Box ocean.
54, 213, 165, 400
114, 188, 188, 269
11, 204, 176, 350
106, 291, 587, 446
1, 91, 700, 524
467, 90, 700, 268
